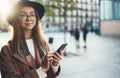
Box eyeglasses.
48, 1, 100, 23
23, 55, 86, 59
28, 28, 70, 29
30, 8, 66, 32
18, 13, 36, 21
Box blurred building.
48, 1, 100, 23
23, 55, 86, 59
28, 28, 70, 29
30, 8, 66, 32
45, 0, 100, 33
100, 0, 120, 37
46, 0, 120, 37
1, 0, 120, 37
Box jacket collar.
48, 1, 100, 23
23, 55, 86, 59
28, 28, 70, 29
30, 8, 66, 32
13, 50, 30, 66
13, 42, 45, 67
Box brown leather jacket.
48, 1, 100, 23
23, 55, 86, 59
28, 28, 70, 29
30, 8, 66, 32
0, 42, 61, 78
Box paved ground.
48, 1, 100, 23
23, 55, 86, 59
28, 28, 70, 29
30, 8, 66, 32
45, 32, 120, 78
0, 32, 120, 78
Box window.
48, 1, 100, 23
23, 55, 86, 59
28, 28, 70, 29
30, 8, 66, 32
100, 0, 120, 20
100, 0, 112, 20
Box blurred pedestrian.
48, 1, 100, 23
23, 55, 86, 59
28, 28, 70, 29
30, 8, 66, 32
70, 26, 74, 36
0, 1, 63, 78
74, 26, 80, 48
91, 26, 94, 34
82, 21, 89, 48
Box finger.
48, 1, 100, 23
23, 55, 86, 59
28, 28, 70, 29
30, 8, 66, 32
48, 51, 62, 62
55, 52, 62, 59
44, 54, 53, 63
53, 53, 62, 62
47, 53, 55, 58
47, 55, 54, 61
52, 58, 59, 63
56, 49, 63, 56
52, 56, 60, 62
60, 49, 64, 56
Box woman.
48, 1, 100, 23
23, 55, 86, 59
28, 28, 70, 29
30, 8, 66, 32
82, 21, 89, 48
74, 26, 80, 48
0, 1, 62, 78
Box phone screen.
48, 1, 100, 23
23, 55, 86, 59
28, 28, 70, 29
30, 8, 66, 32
56, 43, 67, 53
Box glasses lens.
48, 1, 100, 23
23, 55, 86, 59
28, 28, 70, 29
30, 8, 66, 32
18, 14, 26, 20
29, 13, 36, 20
18, 13, 36, 20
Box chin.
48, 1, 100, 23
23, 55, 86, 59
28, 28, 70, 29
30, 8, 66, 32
26, 25, 34, 29
24, 27, 34, 30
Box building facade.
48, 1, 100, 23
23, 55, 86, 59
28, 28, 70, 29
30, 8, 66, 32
100, 0, 120, 37
45, 0, 100, 33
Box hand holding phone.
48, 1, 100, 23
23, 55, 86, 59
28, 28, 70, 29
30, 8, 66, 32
56, 43, 68, 54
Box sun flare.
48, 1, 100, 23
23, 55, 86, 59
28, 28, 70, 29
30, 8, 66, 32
0, 0, 12, 19
0, 0, 17, 24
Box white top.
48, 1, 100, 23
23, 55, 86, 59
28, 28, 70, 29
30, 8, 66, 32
26, 39, 35, 58
26, 39, 59, 78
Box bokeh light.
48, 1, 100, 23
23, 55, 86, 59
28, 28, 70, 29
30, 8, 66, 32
0, 0, 11, 18
0, 0, 18, 26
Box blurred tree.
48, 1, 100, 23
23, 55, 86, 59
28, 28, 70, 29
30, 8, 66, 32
37, 0, 76, 56
36, 0, 54, 17
50, 0, 75, 56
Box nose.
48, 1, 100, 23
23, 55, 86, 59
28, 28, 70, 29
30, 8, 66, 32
26, 15, 31, 21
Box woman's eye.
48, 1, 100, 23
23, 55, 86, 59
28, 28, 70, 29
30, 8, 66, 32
30, 13, 35, 17
19, 14, 26, 17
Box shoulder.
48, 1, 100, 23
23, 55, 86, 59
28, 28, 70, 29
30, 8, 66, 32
0, 43, 8, 51
0, 43, 12, 55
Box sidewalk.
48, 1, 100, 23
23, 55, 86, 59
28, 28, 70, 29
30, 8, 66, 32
45, 32, 120, 78
0, 32, 120, 78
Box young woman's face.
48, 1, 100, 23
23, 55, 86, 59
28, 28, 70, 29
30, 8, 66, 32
17, 6, 36, 31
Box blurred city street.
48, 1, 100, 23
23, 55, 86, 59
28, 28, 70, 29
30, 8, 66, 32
0, 0, 120, 78
0, 32, 120, 78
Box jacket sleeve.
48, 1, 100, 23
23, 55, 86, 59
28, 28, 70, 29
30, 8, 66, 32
46, 65, 61, 78
0, 45, 39, 78
0, 46, 21, 78
43, 40, 61, 78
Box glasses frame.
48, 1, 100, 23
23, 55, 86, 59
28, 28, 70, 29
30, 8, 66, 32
18, 13, 36, 21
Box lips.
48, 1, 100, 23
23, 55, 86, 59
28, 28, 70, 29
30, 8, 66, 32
25, 22, 32, 25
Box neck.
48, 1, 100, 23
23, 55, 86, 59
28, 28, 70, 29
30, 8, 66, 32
24, 30, 32, 39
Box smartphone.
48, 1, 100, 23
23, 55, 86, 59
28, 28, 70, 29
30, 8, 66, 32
56, 43, 68, 54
